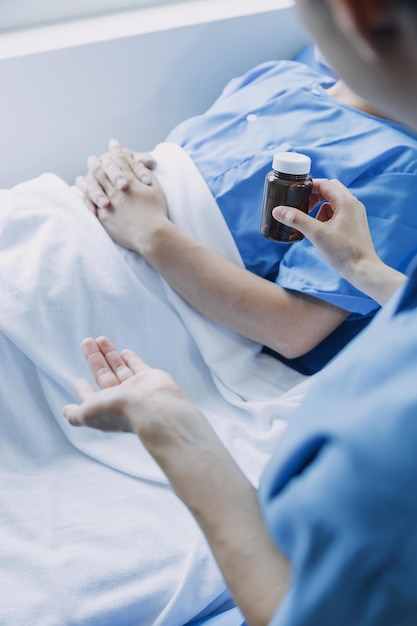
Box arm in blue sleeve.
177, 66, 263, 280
259, 290, 417, 625
261, 439, 417, 626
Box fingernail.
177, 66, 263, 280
145, 157, 156, 168
140, 174, 152, 186
116, 176, 128, 190
85, 199, 96, 212
97, 195, 108, 208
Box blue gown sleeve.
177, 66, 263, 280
258, 278, 417, 625
261, 439, 417, 626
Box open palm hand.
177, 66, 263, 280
63, 336, 189, 436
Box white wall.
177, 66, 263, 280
0, 0, 188, 32
0, 3, 308, 187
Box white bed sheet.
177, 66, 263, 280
0, 143, 313, 625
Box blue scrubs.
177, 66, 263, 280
258, 261, 417, 625
167, 60, 417, 374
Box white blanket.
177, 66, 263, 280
0, 143, 313, 625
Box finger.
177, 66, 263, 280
100, 158, 128, 191
74, 377, 96, 400
81, 337, 120, 388
129, 160, 154, 186
108, 139, 156, 169
97, 140, 129, 190
63, 395, 134, 432
120, 348, 150, 375
75, 176, 98, 214
109, 140, 153, 186
312, 178, 351, 205
62, 381, 96, 425
100, 153, 130, 195
87, 156, 112, 207
132, 151, 157, 169
95, 336, 136, 382
75, 175, 87, 195
108, 139, 132, 175
84, 175, 110, 210
62, 403, 84, 426
109, 138, 123, 152
272, 205, 320, 238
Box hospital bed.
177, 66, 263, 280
0, 2, 311, 625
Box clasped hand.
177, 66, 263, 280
76, 139, 168, 254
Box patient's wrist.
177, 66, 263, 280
139, 220, 181, 261
128, 216, 171, 258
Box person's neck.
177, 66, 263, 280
326, 80, 394, 121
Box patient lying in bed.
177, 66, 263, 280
79, 57, 417, 375
1, 53, 417, 626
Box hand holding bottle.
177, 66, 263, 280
272, 178, 406, 305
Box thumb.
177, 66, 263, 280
62, 403, 83, 426
272, 205, 318, 238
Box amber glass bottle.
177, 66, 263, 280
259, 152, 312, 243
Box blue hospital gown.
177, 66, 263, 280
167, 60, 417, 374
258, 259, 417, 625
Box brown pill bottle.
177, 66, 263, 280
259, 151, 313, 243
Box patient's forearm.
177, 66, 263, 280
138, 221, 348, 359
140, 408, 288, 626
83, 145, 348, 356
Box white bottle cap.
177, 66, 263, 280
272, 151, 311, 175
